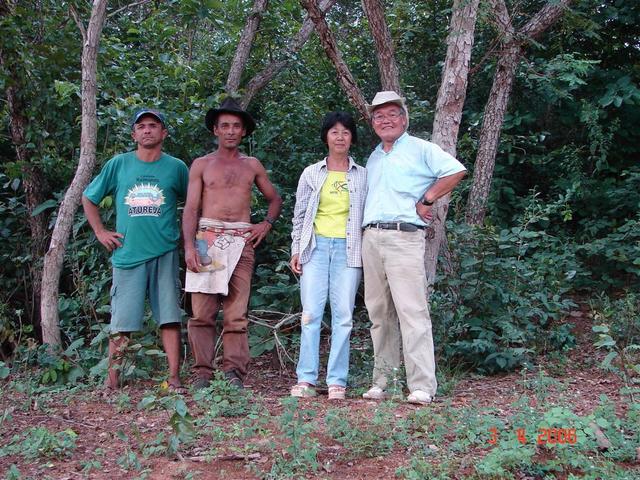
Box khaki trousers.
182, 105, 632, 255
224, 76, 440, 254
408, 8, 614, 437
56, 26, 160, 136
362, 228, 437, 395
188, 243, 254, 381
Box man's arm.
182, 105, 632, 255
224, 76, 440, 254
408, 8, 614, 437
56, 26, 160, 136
415, 170, 467, 222
244, 158, 282, 247
82, 195, 123, 251
182, 159, 205, 272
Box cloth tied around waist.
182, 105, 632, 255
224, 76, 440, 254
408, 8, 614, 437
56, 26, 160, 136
185, 218, 251, 295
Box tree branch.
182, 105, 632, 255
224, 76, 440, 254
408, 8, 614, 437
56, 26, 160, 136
69, 4, 87, 42
520, 0, 572, 40
107, 0, 152, 19
362, 0, 400, 93
226, 0, 269, 95
241, 0, 336, 108
300, 0, 368, 120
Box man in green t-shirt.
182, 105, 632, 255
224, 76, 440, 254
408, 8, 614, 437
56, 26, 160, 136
82, 109, 189, 392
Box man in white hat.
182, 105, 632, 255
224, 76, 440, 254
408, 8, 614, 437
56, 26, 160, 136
361, 91, 466, 405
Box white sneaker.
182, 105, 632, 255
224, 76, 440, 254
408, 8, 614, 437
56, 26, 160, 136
407, 390, 432, 405
362, 386, 388, 400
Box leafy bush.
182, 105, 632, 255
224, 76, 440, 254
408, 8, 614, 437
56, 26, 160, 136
433, 212, 578, 372
592, 292, 640, 402
0, 426, 77, 459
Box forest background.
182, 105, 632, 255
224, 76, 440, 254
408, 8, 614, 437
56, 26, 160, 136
0, 0, 639, 479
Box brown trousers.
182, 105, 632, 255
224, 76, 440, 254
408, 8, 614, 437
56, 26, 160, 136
188, 243, 254, 380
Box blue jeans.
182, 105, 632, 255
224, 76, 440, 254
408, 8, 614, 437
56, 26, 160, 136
296, 235, 362, 387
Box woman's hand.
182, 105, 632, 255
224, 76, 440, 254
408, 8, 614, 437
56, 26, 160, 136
290, 254, 302, 275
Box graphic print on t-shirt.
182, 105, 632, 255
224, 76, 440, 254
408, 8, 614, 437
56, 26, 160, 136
125, 183, 165, 217
330, 179, 348, 195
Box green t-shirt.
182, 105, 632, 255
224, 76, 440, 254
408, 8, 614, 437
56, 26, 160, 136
84, 151, 189, 269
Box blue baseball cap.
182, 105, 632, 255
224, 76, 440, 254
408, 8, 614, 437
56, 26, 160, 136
131, 108, 166, 128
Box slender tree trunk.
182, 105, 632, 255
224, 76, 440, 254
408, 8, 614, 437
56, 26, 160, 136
301, 0, 368, 120
40, 0, 108, 347
362, 0, 400, 93
465, 0, 572, 225
241, 0, 336, 108
426, 0, 480, 287
465, 44, 519, 225
225, 0, 269, 95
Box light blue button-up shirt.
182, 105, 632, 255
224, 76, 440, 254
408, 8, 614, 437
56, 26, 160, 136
362, 132, 466, 227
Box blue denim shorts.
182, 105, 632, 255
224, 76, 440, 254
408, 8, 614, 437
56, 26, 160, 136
109, 249, 182, 332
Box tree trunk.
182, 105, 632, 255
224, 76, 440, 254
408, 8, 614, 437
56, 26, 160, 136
425, 0, 480, 288
465, 44, 519, 226
362, 0, 400, 93
0, 1, 49, 337
40, 0, 108, 347
225, 0, 269, 95
301, 0, 368, 121
465, 0, 572, 225
241, 0, 336, 108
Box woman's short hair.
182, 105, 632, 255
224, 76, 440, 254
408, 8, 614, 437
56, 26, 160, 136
320, 111, 358, 145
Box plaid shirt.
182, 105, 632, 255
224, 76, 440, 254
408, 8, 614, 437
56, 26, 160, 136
291, 157, 367, 267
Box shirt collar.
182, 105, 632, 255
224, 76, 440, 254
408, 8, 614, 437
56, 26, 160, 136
375, 131, 409, 154
319, 156, 357, 170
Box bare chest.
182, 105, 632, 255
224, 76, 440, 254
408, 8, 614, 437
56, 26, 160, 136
202, 163, 255, 191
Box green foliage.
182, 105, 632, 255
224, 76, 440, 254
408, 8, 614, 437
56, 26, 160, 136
0, 360, 9, 379
0, 426, 77, 459
325, 402, 410, 458
399, 380, 638, 480
256, 397, 320, 479
591, 292, 640, 402
432, 212, 578, 372
192, 371, 252, 417
138, 392, 195, 455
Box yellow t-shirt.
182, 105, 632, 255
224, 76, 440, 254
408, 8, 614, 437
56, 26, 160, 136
313, 171, 349, 238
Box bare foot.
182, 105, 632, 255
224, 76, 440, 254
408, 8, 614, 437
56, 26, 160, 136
168, 377, 187, 395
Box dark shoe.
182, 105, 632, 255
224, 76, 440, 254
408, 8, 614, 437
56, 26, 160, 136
192, 376, 212, 390
224, 370, 244, 389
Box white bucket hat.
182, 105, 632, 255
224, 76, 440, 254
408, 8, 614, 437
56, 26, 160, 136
366, 91, 407, 115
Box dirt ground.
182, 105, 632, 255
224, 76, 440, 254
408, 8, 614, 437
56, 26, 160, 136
0, 311, 637, 480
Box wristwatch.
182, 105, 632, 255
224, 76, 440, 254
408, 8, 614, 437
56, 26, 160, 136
420, 196, 434, 206
265, 216, 276, 225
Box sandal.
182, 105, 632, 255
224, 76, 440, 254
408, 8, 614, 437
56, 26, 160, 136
168, 383, 188, 395
328, 385, 346, 400
290, 383, 317, 398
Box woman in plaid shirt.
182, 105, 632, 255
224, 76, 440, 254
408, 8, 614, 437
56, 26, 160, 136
289, 111, 367, 400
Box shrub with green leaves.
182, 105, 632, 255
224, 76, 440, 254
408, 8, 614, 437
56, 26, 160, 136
432, 216, 577, 373
325, 402, 410, 459
0, 426, 77, 459
592, 292, 640, 402
193, 371, 253, 418
256, 397, 320, 480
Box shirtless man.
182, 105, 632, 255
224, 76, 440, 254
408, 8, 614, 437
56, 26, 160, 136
183, 98, 282, 389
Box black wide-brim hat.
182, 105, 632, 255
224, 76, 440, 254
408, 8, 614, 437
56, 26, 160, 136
205, 97, 256, 136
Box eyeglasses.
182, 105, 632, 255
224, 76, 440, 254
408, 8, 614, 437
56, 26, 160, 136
372, 111, 403, 124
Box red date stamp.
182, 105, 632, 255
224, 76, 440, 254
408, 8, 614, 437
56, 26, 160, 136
536, 428, 577, 445
488, 427, 577, 445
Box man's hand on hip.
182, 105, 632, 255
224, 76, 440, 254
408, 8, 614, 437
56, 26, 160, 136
415, 202, 434, 224
96, 229, 124, 252
242, 221, 272, 248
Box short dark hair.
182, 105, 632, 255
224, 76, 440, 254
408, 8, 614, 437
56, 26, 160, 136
320, 111, 358, 145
